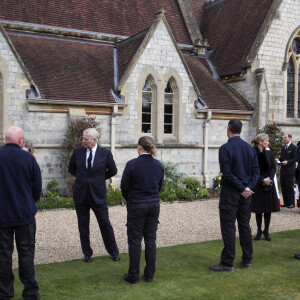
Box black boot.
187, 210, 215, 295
254, 213, 262, 240
254, 229, 262, 240
263, 213, 271, 241
263, 230, 271, 241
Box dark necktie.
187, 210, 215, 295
285, 145, 288, 150
88, 149, 92, 170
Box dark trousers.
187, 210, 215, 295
0, 222, 39, 300
126, 202, 160, 281
219, 187, 253, 267
75, 186, 119, 257
280, 174, 295, 206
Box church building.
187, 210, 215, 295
0, 0, 299, 191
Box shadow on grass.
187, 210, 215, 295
13, 230, 300, 300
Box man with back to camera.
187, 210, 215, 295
209, 119, 260, 272
68, 128, 120, 262
278, 133, 297, 208
0, 126, 42, 300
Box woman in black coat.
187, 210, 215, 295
121, 136, 164, 284
251, 133, 280, 241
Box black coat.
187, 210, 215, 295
279, 143, 297, 176
68, 145, 117, 204
251, 147, 280, 213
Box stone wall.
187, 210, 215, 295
255, 0, 300, 138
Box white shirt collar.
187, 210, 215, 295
89, 144, 98, 153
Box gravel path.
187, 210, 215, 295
13, 199, 300, 267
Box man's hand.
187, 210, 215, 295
282, 160, 288, 165
241, 187, 254, 198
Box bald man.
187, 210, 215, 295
0, 126, 42, 300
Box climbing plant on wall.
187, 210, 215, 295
259, 123, 284, 159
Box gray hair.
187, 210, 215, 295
83, 128, 99, 140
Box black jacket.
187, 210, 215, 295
0, 143, 42, 227
279, 143, 297, 176
68, 145, 117, 204
121, 154, 164, 203
219, 136, 260, 192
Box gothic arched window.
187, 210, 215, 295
286, 33, 300, 118
164, 81, 174, 134
142, 78, 152, 133
287, 58, 295, 118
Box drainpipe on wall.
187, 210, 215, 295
110, 104, 118, 183
202, 110, 212, 188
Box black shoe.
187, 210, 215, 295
111, 254, 120, 261
241, 261, 251, 269
143, 274, 153, 283
287, 204, 295, 208
263, 230, 271, 241
124, 273, 139, 284
209, 264, 234, 272
281, 204, 287, 207
254, 230, 262, 240
24, 294, 41, 300
84, 256, 93, 263
294, 254, 300, 259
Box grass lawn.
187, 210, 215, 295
13, 230, 300, 300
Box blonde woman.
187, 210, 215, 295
23, 139, 37, 161
121, 136, 164, 284
251, 133, 280, 241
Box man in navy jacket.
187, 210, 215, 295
0, 126, 42, 300
209, 119, 260, 272
68, 128, 119, 262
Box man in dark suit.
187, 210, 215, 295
209, 119, 260, 272
279, 133, 297, 208
0, 126, 42, 300
68, 128, 120, 262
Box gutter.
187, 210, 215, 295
195, 108, 254, 117
27, 98, 127, 108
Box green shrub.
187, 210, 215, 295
106, 185, 125, 206
37, 180, 75, 210
159, 179, 177, 203
183, 177, 202, 191
162, 161, 185, 184
47, 180, 59, 194
37, 197, 74, 210
160, 175, 210, 202
183, 177, 210, 198
175, 184, 194, 201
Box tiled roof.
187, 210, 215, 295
184, 54, 253, 111
118, 30, 149, 82
189, 0, 207, 30
0, 0, 192, 45
8, 32, 115, 102
201, 0, 274, 76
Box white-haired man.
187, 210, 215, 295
68, 128, 120, 262
0, 126, 41, 299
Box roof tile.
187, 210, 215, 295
8, 32, 115, 102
